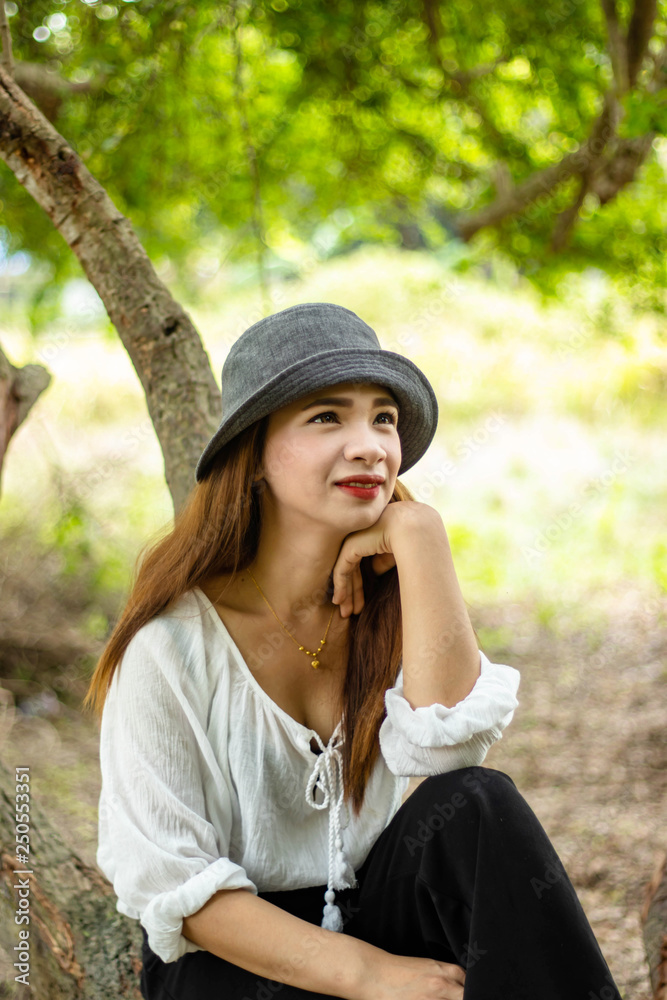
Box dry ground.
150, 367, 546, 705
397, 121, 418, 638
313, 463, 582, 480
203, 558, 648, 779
1, 583, 664, 998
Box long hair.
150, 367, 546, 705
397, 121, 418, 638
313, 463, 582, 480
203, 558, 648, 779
84, 415, 419, 815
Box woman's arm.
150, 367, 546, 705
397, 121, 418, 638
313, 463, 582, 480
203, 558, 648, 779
182, 887, 384, 998
390, 503, 481, 710
183, 888, 467, 1000
332, 501, 520, 777
332, 501, 481, 709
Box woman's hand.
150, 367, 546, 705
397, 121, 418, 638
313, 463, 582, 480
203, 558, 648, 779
331, 500, 441, 618
352, 952, 466, 1000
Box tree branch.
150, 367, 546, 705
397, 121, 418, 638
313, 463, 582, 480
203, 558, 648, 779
546, 3, 663, 249
454, 5, 663, 251
589, 130, 655, 203
556, 56, 661, 245
420, 0, 659, 247
0, 343, 51, 495
0, 66, 220, 512
626, 0, 658, 88
547, 87, 625, 250
454, 92, 619, 241
0, 0, 14, 77
569, 25, 665, 215
12, 62, 96, 122
421, 0, 443, 51
550, 173, 590, 252
600, 0, 629, 96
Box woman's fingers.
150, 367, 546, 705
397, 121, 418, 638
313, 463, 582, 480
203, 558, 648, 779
333, 575, 348, 612
440, 962, 466, 985
332, 546, 362, 611
334, 549, 397, 615
332, 513, 398, 614
444, 984, 464, 1000
335, 565, 364, 617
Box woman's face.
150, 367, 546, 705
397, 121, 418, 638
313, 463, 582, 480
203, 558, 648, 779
257, 381, 402, 530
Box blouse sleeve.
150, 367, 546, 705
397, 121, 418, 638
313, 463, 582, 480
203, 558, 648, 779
97, 618, 258, 964
378, 649, 520, 777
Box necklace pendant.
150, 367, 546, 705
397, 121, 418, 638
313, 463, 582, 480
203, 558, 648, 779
248, 569, 333, 674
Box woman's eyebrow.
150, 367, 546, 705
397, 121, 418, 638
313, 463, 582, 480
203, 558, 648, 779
300, 396, 400, 411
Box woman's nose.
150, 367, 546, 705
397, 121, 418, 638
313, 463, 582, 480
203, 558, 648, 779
342, 423, 388, 463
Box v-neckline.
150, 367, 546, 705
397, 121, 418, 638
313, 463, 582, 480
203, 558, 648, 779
194, 587, 344, 753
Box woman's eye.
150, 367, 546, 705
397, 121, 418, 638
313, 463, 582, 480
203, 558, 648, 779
309, 411, 397, 425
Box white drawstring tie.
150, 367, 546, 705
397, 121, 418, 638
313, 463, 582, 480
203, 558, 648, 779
305, 721, 356, 932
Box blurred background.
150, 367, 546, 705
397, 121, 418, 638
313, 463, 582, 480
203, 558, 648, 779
1, 1, 666, 997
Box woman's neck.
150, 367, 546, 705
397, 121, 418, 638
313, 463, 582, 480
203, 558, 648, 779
200, 559, 339, 624
242, 522, 346, 623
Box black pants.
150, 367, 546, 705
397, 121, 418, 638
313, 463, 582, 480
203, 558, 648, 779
139, 766, 623, 1000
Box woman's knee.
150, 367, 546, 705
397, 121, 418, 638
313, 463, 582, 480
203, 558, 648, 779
396, 768, 516, 865
416, 766, 518, 808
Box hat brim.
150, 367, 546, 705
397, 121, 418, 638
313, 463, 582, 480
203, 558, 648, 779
195, 348, 438, 482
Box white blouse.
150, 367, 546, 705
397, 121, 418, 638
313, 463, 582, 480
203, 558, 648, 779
96, 587, 521, 964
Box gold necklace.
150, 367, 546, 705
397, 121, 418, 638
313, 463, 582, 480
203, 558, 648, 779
248, 570, 336, 669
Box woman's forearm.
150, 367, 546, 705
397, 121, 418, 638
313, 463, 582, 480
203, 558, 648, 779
392, 504, 481, 709
181, 887, 383, 999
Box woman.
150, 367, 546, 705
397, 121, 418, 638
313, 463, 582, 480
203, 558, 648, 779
85, 302, 622, 1000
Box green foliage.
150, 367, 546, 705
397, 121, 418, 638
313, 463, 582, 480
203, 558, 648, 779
50, 497, 92, 576
619, 88, 667, 138
37, 485, 137, 601
2, 0, 667, 323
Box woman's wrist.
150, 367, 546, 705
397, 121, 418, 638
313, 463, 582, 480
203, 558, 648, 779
389, 501, 448, 561
340, 936, 393, 1000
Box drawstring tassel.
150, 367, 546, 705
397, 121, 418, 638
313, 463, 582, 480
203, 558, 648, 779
334, 836, 349, 883
305, 725, 352, 935
321, 889, 344, 932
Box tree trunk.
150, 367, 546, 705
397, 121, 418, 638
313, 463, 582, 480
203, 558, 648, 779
0, 60, 223, 998
0, 755, 143, 999
0, 66, 221, 514
0, 343, 51, 497
642, 851, 667, 999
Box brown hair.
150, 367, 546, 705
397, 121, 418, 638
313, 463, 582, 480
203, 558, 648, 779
84, 415, 418, 815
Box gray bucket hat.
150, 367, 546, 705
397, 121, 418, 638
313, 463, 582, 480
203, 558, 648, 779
195, 302, 438, 482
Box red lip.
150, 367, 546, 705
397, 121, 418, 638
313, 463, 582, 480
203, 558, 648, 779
335, 475, 385, 484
